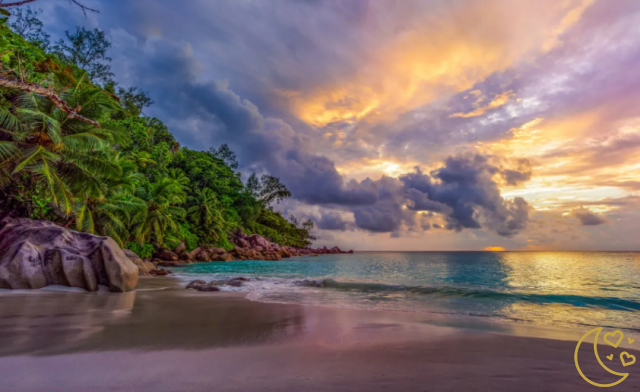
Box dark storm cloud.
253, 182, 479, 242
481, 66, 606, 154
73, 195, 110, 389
351, 176, 409, 233
315, 211, 348, 231
570, 208, 606, 226
400, 154, 530, 236
119, 37, 377, 207
306, 154, 532, 236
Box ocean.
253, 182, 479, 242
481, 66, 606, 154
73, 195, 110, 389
173, 251, 640, 331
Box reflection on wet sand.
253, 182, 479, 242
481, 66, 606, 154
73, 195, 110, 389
0, 289, 136, 356
0, 278, 306, 356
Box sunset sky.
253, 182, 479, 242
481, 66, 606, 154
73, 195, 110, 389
42, 0, 640, 250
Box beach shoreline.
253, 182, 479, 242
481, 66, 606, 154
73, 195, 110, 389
1, 277, 639, 391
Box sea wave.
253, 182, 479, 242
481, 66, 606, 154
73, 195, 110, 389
171, 270, 640, 312
318, 279, 640, 311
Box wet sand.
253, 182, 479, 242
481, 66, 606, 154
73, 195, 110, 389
0, 277, 639, 391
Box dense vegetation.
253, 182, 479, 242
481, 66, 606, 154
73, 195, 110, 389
0, 6, 315, 258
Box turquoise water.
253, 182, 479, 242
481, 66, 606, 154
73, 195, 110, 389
174, 252, 640, 331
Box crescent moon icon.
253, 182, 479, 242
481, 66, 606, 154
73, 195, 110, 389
574, 327, 629, 387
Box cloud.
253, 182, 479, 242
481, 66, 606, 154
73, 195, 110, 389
449, 91, 515, 118
316, 211, 348, 231
400, 154, 531, 236
39, 0, 640, 249
570, 207, 606, 226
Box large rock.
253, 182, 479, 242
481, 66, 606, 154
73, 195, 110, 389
157, 260, 186, 267
0, 218, 138, 292
197, 284, 221, 292
188, 247, 202, 260
150, 269, 170, 276
195, 250, 209, 262
172, 242, 186, 254
178, 251, 194, 263
186, 280, 206, 289
235, 238, 249, 248
211, 252, 234, 262
208, 247, 226, 256
123, 249, 156, 276
248, 234, 268, 249
154, 249, 178, 261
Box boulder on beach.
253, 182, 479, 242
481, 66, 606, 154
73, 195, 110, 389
248, 234, 269, 249
150, 269, 170, 276
157, 260, 186, 267
178, 251, 194, 262
0, 218, 138, 292
172, 242, 186, 254
123, 249, 156, 276
208, 247, 226, 255
154, 249, 178, 261
186, 279, 206, 289
195, 250, 209, 262
197, 284, 221, 292
187, 247, 202, 260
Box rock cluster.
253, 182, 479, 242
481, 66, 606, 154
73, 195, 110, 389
0, 218, 138, 292
228, 229, 353, 260
148, 229, 354, 266
185, 277, 250, 292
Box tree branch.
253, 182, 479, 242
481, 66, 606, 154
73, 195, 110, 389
68, 0, 99, 16
0, 0, 40, 7
0, 76, 101, 128
0, 1, 99, 16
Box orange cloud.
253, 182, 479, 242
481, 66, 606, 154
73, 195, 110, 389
285, 0, 594, 128
449, 90, 515, 118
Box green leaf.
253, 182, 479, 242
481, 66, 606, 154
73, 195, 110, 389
0, 9, 10, 17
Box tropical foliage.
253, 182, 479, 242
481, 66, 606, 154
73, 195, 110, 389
0, 7, 315, 256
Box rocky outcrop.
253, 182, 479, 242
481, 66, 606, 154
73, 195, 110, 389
123, 249, 157, 276
172, 242, 186, 254
197, 284, 221, 292
209, 247, 226, 255
0, 218, 138, 292
154, 249, 178, 261
185, 279, 206, 289
148, 229, 355, 267
185, 277, 250, 291
229, 228, 353, 260
149, 269, 170, 276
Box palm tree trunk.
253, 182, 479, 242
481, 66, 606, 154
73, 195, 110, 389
0, 77, 102, 128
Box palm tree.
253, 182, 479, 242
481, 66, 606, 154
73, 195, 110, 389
0, 87, 123, 215
75, 190, 146, 246
187, 187, 225, 242
132, 151, 156, 169
74, 154, 146, 246
167, 168, 190, 192
132, 177, 186, 246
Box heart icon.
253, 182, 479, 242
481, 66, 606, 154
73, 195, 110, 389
629, 338, 635, 344
604, 330, 624, 348
620, 352, 636, 367
606, 354, 613, 360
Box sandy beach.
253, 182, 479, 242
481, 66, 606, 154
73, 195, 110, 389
0, 277, 636, 391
